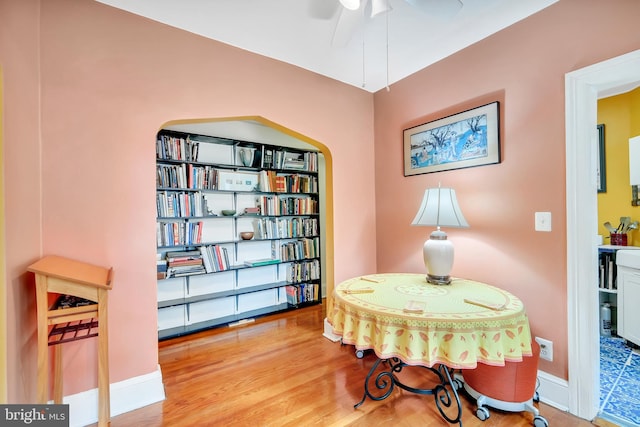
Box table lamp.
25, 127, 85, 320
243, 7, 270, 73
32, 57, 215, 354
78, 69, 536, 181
411, 185, 469, 284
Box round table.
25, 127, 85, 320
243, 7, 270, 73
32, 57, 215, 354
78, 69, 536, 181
328, 273, 533, 425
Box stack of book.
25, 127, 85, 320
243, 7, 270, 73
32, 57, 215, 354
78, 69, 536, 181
282, 152, 306, 170
165, 250, 205, 278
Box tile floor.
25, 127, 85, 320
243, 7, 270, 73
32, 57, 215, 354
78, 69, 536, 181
600, 336, 640, 427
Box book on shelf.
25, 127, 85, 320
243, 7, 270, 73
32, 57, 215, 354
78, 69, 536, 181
157, 259, 168, 280
262, 147, 274, 169
197, 245, 230, 273
199, 246, 214, 273
598, 251, 618, 290
165, 250, 202, 262
244, 258, 280, 267
274, 176, 287, 193
251, 147, 262, 168
285, 283, 319, 305
244, 206, 260, 215
168, 258, 202, 267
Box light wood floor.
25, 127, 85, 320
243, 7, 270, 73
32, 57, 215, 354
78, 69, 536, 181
103, 303, 598, 426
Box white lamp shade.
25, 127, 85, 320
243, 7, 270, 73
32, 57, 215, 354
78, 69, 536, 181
411, 187, 469, 228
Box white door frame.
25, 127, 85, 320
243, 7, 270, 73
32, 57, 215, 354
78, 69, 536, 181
565, 49, 640, 420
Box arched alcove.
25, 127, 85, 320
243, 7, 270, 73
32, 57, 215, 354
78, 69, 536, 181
157, 115, 335, 333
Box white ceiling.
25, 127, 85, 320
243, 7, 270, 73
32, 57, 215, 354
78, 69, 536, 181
96, 0, 559, 93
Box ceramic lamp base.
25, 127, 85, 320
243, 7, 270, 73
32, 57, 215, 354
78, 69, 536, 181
424, 229, 454, 285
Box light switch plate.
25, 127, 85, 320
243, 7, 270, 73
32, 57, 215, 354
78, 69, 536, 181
535, 212, 552, 232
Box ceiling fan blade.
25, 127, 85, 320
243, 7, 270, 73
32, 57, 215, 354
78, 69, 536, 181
339, 0, 362, 10
331, 6, 363, 47
308, 0, 340, 20
405, 0, 463, 19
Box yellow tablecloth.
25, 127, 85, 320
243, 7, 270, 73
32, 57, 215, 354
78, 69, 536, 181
329, 274, 532, 369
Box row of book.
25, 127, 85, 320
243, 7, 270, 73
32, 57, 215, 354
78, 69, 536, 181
599, 252, 617, 290
199, 245, 231, 273
257, 170, 318, 193
285, 283, 320, 305
156, 164, 218, 190
157, 135, 319, 173
157, 221, 203, 247
156, 134, 199, 162
158, 164, 319, 196
158, 250, 318, 281
257, 195, 318, 216
262, 147, 318, 172
156, 191, 212, 218
286, 259, 320, 284
280, 237, 320, 262
252, 217, 318, 240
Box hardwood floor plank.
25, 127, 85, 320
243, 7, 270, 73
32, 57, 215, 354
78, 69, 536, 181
99, 304, 596, 427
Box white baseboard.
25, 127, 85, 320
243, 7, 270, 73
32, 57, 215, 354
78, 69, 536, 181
322, 317, 341, 342
536, 370, 570, 412
64, 365, 165, 427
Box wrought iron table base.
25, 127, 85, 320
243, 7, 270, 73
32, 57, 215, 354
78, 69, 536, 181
354, 357, 463, 426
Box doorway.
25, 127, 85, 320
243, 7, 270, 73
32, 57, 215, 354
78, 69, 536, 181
566, 49, 640, 420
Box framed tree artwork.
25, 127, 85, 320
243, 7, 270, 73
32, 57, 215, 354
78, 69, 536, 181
403, 101, 501, 176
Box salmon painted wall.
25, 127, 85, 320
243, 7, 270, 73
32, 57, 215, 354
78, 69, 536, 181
597, 89, 640, 246
0, 0, 43, 402
2, 0, 376, 401
373, 0, 640, 380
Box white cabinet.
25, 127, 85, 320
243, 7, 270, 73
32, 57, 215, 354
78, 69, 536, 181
617, 250, 640, 346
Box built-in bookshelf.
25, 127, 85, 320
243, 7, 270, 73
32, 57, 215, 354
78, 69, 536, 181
156, 130, 322, 339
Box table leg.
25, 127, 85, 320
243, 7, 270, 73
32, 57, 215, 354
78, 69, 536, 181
434, 364, 463, 426
354, 358, 393, 408
354, 358, 462, 426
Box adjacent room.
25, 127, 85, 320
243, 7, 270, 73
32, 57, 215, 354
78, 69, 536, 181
2, 0, 640, 426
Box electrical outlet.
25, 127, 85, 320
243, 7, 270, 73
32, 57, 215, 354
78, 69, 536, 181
535, 337, 553, 361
